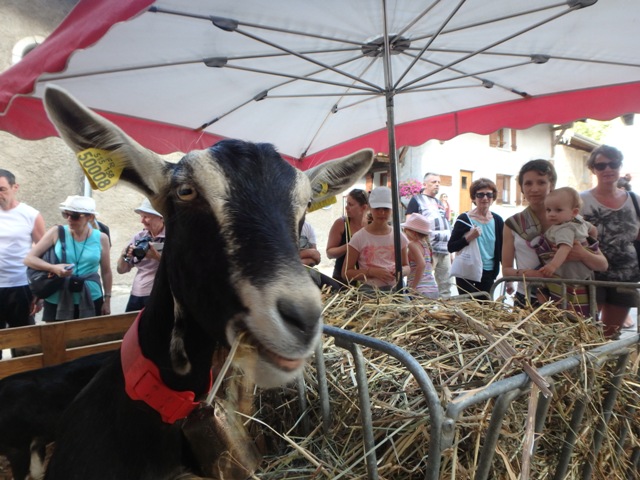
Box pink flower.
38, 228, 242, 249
398, 179, 423, 198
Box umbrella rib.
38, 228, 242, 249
37, 60, 203, 82
408, 2, 567, 43
230, 27, 382, 92
393, 0, 468, 90
403, 57, 535, 97
219, 64, 379, 93
397, 3, 585, 92
150, 6, 382, 91
150, 6, 365, 47
423, 48, 640, 69
299, 57, 381, 159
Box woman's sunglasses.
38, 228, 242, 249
62, 211, 85, 220
593, 160, 621, 171
474, 192, 494, 199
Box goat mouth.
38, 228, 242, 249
235, 328, 304, 373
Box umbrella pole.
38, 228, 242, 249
381, 0, 404, 292
385, 92, 404, 291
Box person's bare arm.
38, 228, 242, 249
407, 242, 425, 290
326, 218, 346, 259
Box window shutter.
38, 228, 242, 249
495, 175, 504, 205
511, 129, 518, 151
489, 131, 499, 147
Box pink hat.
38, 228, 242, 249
401, 213, 430, 235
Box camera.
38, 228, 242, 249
125, 236, 153, 263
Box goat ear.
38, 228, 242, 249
305, 149, 374, 203
43, 85, 169, 198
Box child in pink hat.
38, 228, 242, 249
401, 213, 438, 299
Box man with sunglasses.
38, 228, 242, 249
0, 169, 46, 349
406, 172, 453, 298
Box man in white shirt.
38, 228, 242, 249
0, 169, 46, 341
405, 172, 452, 298
299, 220, 321, 267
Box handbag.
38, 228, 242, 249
450, 239, 482, 283
27, 225, 67, 298
449, 216, 483, 283
629, 192, 640, 265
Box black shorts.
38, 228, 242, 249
595, 286, 639, 309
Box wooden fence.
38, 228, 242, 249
0, 312, 137, 379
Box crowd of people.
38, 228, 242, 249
0, 169, 166, 347
325, 145, 636, 338
1, 143, 638, 349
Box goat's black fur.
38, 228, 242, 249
0, 351, 114, 480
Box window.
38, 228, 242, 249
489, 128, 517, 152
495, 174, 512, 205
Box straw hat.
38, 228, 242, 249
401, 213, 431, 235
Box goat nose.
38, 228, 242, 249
277, 296, 322, 344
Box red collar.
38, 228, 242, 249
121, 311, 212, 424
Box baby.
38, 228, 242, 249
538, 187, 595, 280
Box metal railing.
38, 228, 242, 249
295, 285, 640, 479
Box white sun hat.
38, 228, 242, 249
59, 195, 98, 215
134, 198, 162, 218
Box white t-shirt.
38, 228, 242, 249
348, 228, 408, 287
0, 202, 39, 287
299, 221, 317, 250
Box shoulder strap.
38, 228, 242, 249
630, 192, 640, 219
57, 225, 67, 263
454, 213, 473, 229
344, 216, 352, 242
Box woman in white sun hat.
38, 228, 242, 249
343, 186, 409, 291
116, 198, 165, 312
25, 195, 112, 321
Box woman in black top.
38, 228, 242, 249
326, 189, 368, 286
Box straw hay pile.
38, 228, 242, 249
248, 290, 639, 479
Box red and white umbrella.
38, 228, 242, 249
2, 0, 639, 166
2, 0, 639, 281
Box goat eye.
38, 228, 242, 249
177, 185, 197, 201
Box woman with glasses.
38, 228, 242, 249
326, 188, 369, 286
580, 145, 640, 337
24, 195, 112, 321
448, 178, 503, 294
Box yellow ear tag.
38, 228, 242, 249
317, 182, 329, 196
76, 148, 125, 191
308, 195, 337, 213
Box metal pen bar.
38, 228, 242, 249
475, 389, 524, 480
313, 341, 332, 433
333, 338, 378, 480
324, 324, 444, 480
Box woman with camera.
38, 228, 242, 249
117, 198, 165, 312
24, 195, 112, 321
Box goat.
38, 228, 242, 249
41, 85, 373, 479
0, 351, 114, 480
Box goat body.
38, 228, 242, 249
41, 86, 374, 479
0, 351, 114, 480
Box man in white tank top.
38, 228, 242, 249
0, 169, 46, 348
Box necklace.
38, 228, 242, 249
71, 227, 91, 266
